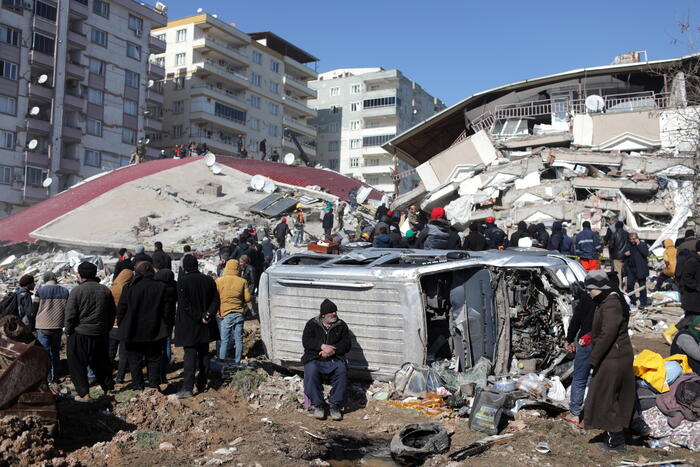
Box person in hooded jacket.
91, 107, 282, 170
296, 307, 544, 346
215, 259, 251, 363
116, 262, 174, 390
654, 239, 677, 291
109, 264, 134, 384
548, 221, 574, 255
154, 267, 177, 382
373, 227, 393, 248
388, 226, 402, 248
484, 217, 508, 249
418, 208, 452, 249
273, 218, 291, 248
174, 255, 220, 398
678, 242, 700, 330
510, 221, 528, 247
463, 221, 488, 251
624, 232, 649, 308
609, 221, 631, 288
527, 224, 543, 247
575, 221, 602, 271
536, 223, 550, 250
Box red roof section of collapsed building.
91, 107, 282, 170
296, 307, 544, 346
0, 156, 382, 245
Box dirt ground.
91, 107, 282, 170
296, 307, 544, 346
4, 324, 699, 467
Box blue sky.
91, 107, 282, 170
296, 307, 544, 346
167, 0, 699, 106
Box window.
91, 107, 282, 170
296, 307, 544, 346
175, 53, 185, 66
0, 60, 17, 80
367, 158, 380, 166
35, 1, 57, 21
328, 121, 340, 133
123, 99, 137, 115
154, 56, 165, 67
252, 50, 262, 64
0, 25, 19, 46
250, 95, 261, 108
32, 33, 54, 55
26, 167, 43, 186
328, 141, 339, 151
0, 166, 10, 185
267, 125, 277, 137
350, 120, 361, 130
174, 76, 185, 89
125, 69, 139, 88
172, 100, 183, 114
126, 42, 141, 60
89, 57, 105, 75
172, 125, 182, 138
119, 156, 130, 167
351, 84, 361, 94
249, 118, 260, 130
86, 118, 103, 136
156, 33, 165, 42
330, 87, 339, 96
363, 134, 395, 147
92, 0, 109, 18
270, 60, 279, 73
350, 139, 361, 149
350, 157, 359, 168
91, 28, 108, 47
214, 102, 246, 125
268, 81, 279, 94
366, 175, 380, 185
329, 159, 338, 170
84, 149, 101, 167
122, 127, 136, 144
363, 96, 397, 108
2, 0, 22, 13
350, 102, 360, 111
128, 15, 143, 32
87, 88, 103, 105
268, 102, 278, 115
0, 130, 14, 149
251, 72, 261, 86
0, 95, 16, 114
175, 29, 186, 42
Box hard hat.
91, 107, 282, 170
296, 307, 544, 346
296, 203, 302, 209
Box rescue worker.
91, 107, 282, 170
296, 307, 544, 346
484, 216, 508, 249
575, 221, 602, 271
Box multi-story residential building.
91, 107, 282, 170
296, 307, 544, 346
150, 15, 318, 162
0, 0, 167, 217
308, 68, 445, 194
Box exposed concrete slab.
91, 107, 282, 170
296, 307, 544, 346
571, 177, 658, 194
620, 155, 695, 174
497, 132, 572, 150
582, 198, 671, 216
546, 149, 623, 166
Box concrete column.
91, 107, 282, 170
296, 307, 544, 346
48, 0, 70, 196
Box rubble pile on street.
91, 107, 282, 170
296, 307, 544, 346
0, 416, 71, 466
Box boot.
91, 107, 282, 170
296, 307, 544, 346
630, 417, 651, 437
596, 431, 626, 453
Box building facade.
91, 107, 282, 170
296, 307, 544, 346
150, 15, 318, 162
0, 0, 167, 217
309, 68, 444, 194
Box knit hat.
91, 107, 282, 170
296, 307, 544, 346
486, 216, 495, 224
42, 271, 57, 283
77, 262, 97, 280
135, 245, 145, 254
688, 315, 700, 341
182, 254, 199, 272
281, 218, 286, 223
320, 299, 337, 316
584, 269, 611, 290
19, 274, 34, 287
431, 207, 445, 220
406, 229, 415, 238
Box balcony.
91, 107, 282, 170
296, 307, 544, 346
66, 62, 86, 80
26, 118, 51, 134
24, 185, 49, 202
281, 96, 315, 117
59, 157, 80, 174
26, 151, 49, 168
32, 16, 56, 36
359, 164, 393, 175
283, 56, 316, 81
145, 117, 162, 132
362, 104, 397, 118
69, 0, 88, 19
190, 110, 248, 134
192, 37, 249, 68
361, 145, 391, 155
146, 89, 164, 105
28, 83, 53, 102
64, 93, 84, 110
188, 133, 237, 156
282, 117, 316, 138
148, 35, 166, 54
62, 125, 82, 141
191, 85, 247, 109
148, 61, 165, 79
193, 60, 249, 90
283, 76, 316, 99
29, 50, 54, 69
67, 30, 87, 50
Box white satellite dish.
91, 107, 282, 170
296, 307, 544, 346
250, 174, 266, 191
283, 153, 295, 165
585, 94, 605, 112
211, 164, 222, 175
212, 13, 217, 18
204, 152, 216, 166
262, 179, 277, 194
143, 138, 150, 145
29, 106, 40, 116
37, 74, 48, 84
147, 80, 154, 88
196, 7, 202, 12
27, 139, 39, 150
42, 177, 52, 188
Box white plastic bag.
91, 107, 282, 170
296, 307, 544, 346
547, 376, 567, 403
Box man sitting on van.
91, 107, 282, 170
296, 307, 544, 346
302, 299, 351, 421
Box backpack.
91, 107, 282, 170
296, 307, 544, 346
0, 291, 19, 319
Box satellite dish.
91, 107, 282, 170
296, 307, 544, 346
211, 164, 222, 175
212, 13, 217, 18
29, 106, 40, 116
250, 174, 266, 190
262, 179, 277, 194
42, 177, 53, 188
37, 74, 48, 84
204, 152, 216, 166
143, 138, 150, 145
147, 80, 154, 88
27, 139, 39, 150
585, 94, 605, 112
283, 153, 295, 165
196, 7, 202, 12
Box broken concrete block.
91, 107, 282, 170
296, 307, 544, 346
203, 183, 223, 197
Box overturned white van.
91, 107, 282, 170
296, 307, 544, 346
258, 248, 587, 381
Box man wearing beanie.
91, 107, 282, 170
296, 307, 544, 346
484, 216, 508, 249
35, 271, 69, 383
301, 299, 351, 421
132, 245, 152, 265
418, 207, 458, 250
12, 274, 36, 329
64, 262, 116, 401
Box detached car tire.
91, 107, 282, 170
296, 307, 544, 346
390, 423, 450, 463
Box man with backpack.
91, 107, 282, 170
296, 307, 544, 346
6, 275, 36, 329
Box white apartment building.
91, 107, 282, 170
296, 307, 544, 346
0, 0, 167, 217
150, 15, 318, 161
309, 68, 445, 194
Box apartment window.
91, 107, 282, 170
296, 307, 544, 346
270, 60, 279, 73
0, 25, 19, 46
328, 121, 340, 133
0, 166, 10, 184
267, 125, 277, 137
125, 69, 139, 88
35, 1, 57, 22
251, 72, 261, 86
249, 118, 260, 130
2, 0, 22, 13
366, 175, 380, 185
0, 130, 15, 149
172, 100, 183, 114
126, 42, 140, 60
172, 125, 182, 138
367, 158, 380, 166
123, 99, 137, 115
252, 50, 262, 64
329, 159, 338, 170
350, 102, 360, 111
87, 88, 103, 105
86, 118, 103, 136
349, 120, 361, 130
330, 87, 339, 96
32, 33, 54, 55
26, 166, 43, 186
92, 0, 109, 18
349, 157, 359, 168
91, 28, 108, 47
175, 53, 185, 66
328, 141, 339, 151
122, 127, 136, 144
268, 81, 279, 94
351, 84, 361, 94
0, 95, 16, 115
154, 56, 165, 67
363, 96, 396, 108
268, 102, 279, 115
363, 134, 395, 147
250, 95, 261, 108
174, 76, 185, 89
214, 102, 246, 125
175, 29, 186, 42
156, 33, 165, 42
84, 149, 101, 167
89, 57, 105, 75
128, 15, 143, 32
0, 59, 17, 80
350, 139, 361, 149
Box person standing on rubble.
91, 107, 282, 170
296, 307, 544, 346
608, 221, 630, 289
678, 242, 700, 331
152, 242, 172, 271
35, 272, 69, 383
463, 221, 488, 251
302, 299, 351, 421
375, 203, 388, 220
261, 237, 276, 270
13, 275, 36, 329
484, 217, 508, 249
675, 229, 697, 284
654, 239, 677, 292
154, 267, 177, 383
336, 202, 346, 232
113, 249, 133, 280
273, 218, 291, 249
322, 207, 334, 238
575, 221, 602, 272
238, 255, 257, 296
110, 263, 133, 384
548, 221, 571, 254
293, 205, 305, 247
215, 259, 251, 363
624, 232, 649, 309
64, 262, 115, 402
564, 285, 595, 427
510, 221, 528, 247
418, 208, 451, 249
174, 255, 220, 399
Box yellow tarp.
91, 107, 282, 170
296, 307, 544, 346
633, 349, 693, 393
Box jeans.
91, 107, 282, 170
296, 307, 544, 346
37, 330, 61, 382
626, 270, 648, 307
294, 227, 304, 246
303, 359, 347, 408
218, 313, 244, 362
569, 341, 592, 416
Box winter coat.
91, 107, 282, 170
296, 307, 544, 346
241, 264, 256, 294
536, 224, 549, 249
174, 271, 220, 347
547, 221, 565, 252
375, 205, 388, 220
116, 276, 172, 343
656, 373, 700, 427
484, 224, 508, 249
110, 268, 134, 306
12, 287, 34, 329
35, 282, 69, 330
561, 233, 574, 255
322, 212, 334, 230
261, 240, 275, 259
609, 228, 630, 260
675, 237, 696, 279
113, 258, 133, 280
373, 234, 393, 248
565, 292, 595, 343
154, 268, 177, 330
231, 243, 252, 261
584, 291, 636, 432
419, 219, 451, 249
215, 260, 251, 318
301, 316, 352, 364
152, 249, 172, 270
273, 222, 290, 241
510, 222, 528, 247
662, 239, 677, 277
680, 253, 700, 313
389, 231, 402, 248
64, 280, 116, 336
132, 252, 153, 264
463, 231, 488, 251
575, 227, 602, 260
624, 240, 650, 277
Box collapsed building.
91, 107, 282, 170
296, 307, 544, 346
384, 53, 700, 247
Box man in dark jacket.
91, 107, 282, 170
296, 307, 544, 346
154, 268, 177, 382
624, 232, 649, 308
65, 262, 116, 401
548, 221, 565, 252
322, 208, 334, 238
12, 274, 35, 329
484, 217, 508, 249
174, 255, 220, 398
375, 203, 388, 220
418, 208, 451, 249
565, 288, 595, 423
273, 218, 291, 248
609, 221, 630, 288
151, 241, 172, 271
373, 227, 392, 248
463, 221, 487, 251
676, 229, 697, 285
132, 245, 152, 264
388, 226, 402, 248
113, 250, 133, 280
575, 221, 602, 272
510, 221, 528, 247
679, 242, 700, 329
302, 299, 351, 421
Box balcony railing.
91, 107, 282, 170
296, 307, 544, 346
191, 84, 247, 105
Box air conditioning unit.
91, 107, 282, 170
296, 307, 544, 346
134, 29, 142, 38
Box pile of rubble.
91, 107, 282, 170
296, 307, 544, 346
0, 415, 75, 466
